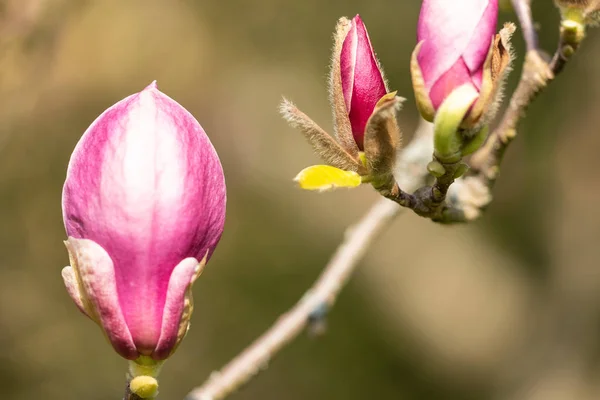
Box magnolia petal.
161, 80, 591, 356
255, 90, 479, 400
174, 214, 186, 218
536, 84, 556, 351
329, 17, 360, 157
462, 1, 500, 87
341, 15, 388, 149
280, 99, 362, 173
294, 165, 362, 191
153, 257, 204, 360
463, 36, 496, 128
417, 0, 497, 91
64, 237, 138, 359
61, 266, 93, 319
429, 58, 476, 111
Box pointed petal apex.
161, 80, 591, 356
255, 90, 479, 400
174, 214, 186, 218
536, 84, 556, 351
145, 80, 158, 91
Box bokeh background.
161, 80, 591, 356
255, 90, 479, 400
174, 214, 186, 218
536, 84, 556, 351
1, 1, 599, 399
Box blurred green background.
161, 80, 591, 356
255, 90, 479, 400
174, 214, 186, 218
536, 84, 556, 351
1, 1, 600, 399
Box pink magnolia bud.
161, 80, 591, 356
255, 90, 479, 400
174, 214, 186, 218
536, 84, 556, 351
416, 0, 498, 111
61, 82, 226, 361
340, 15, 387, 150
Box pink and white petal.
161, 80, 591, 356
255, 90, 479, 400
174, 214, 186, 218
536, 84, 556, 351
153, 257, 201, 360
61, 266, 92, 319
417, 0, 492, 90
65, 237, 138, 360
429, 58, 478, 110
348, 15, 387, 148
462, 2, 499, 87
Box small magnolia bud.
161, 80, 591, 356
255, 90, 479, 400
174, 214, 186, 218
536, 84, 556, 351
283, 15, 402, 193
411, 0, 508, 129
555, 0, 600, 25
427, 160, 446, 177
557, 0, 594, 5
61, 82, 226, 361
338, 15, 388, 150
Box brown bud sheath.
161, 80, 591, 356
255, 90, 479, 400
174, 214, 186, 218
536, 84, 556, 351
363, 93, 403, 181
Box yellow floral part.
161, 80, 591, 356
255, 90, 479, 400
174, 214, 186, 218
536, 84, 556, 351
294, 165, 362, 192
130, 376, 159, 399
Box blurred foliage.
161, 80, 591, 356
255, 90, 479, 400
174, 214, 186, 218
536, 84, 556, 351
1, 1, 600, 399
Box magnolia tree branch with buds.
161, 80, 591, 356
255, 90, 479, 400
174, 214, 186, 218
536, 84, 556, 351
184, 1, 594, 399
51, 1, 597, 399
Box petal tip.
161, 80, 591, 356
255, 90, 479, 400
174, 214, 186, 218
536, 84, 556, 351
145, 80, 158, 91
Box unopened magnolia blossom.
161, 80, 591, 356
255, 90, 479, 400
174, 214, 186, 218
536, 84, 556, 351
411, 0, 513, 129
340, 15, 388, 150
61, 82, 226, 363
281, 15, 402, 193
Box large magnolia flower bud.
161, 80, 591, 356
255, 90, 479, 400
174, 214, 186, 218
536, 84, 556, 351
61, 82, 226, 362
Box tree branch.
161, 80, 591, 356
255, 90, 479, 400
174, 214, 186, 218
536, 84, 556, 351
185, 121, 434, 400
380, 1, 587, 223
182, 3, 591, 398
511, 0, 538, 52
450, 1, 586, 222
124, 383, 142, 400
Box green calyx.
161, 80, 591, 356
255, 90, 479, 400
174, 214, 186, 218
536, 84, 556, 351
433, 85, 488, 164
461, 125, 489, 157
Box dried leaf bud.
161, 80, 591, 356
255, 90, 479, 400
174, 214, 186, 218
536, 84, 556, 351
363, 93, 403, 183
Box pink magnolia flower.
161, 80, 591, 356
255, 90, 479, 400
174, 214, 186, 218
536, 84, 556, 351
61, 82, 226, 361
340, 15, 388, 150
416, 0, 498, 111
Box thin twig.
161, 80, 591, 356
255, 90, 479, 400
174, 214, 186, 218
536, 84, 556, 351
185, 121, 434, 400
511, 0, 538, 51
383, 1, 586, 223
469, 50, 554, 187
186, 199, 399, 400
124, 383, 142, 400
184, 2, 589, 398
